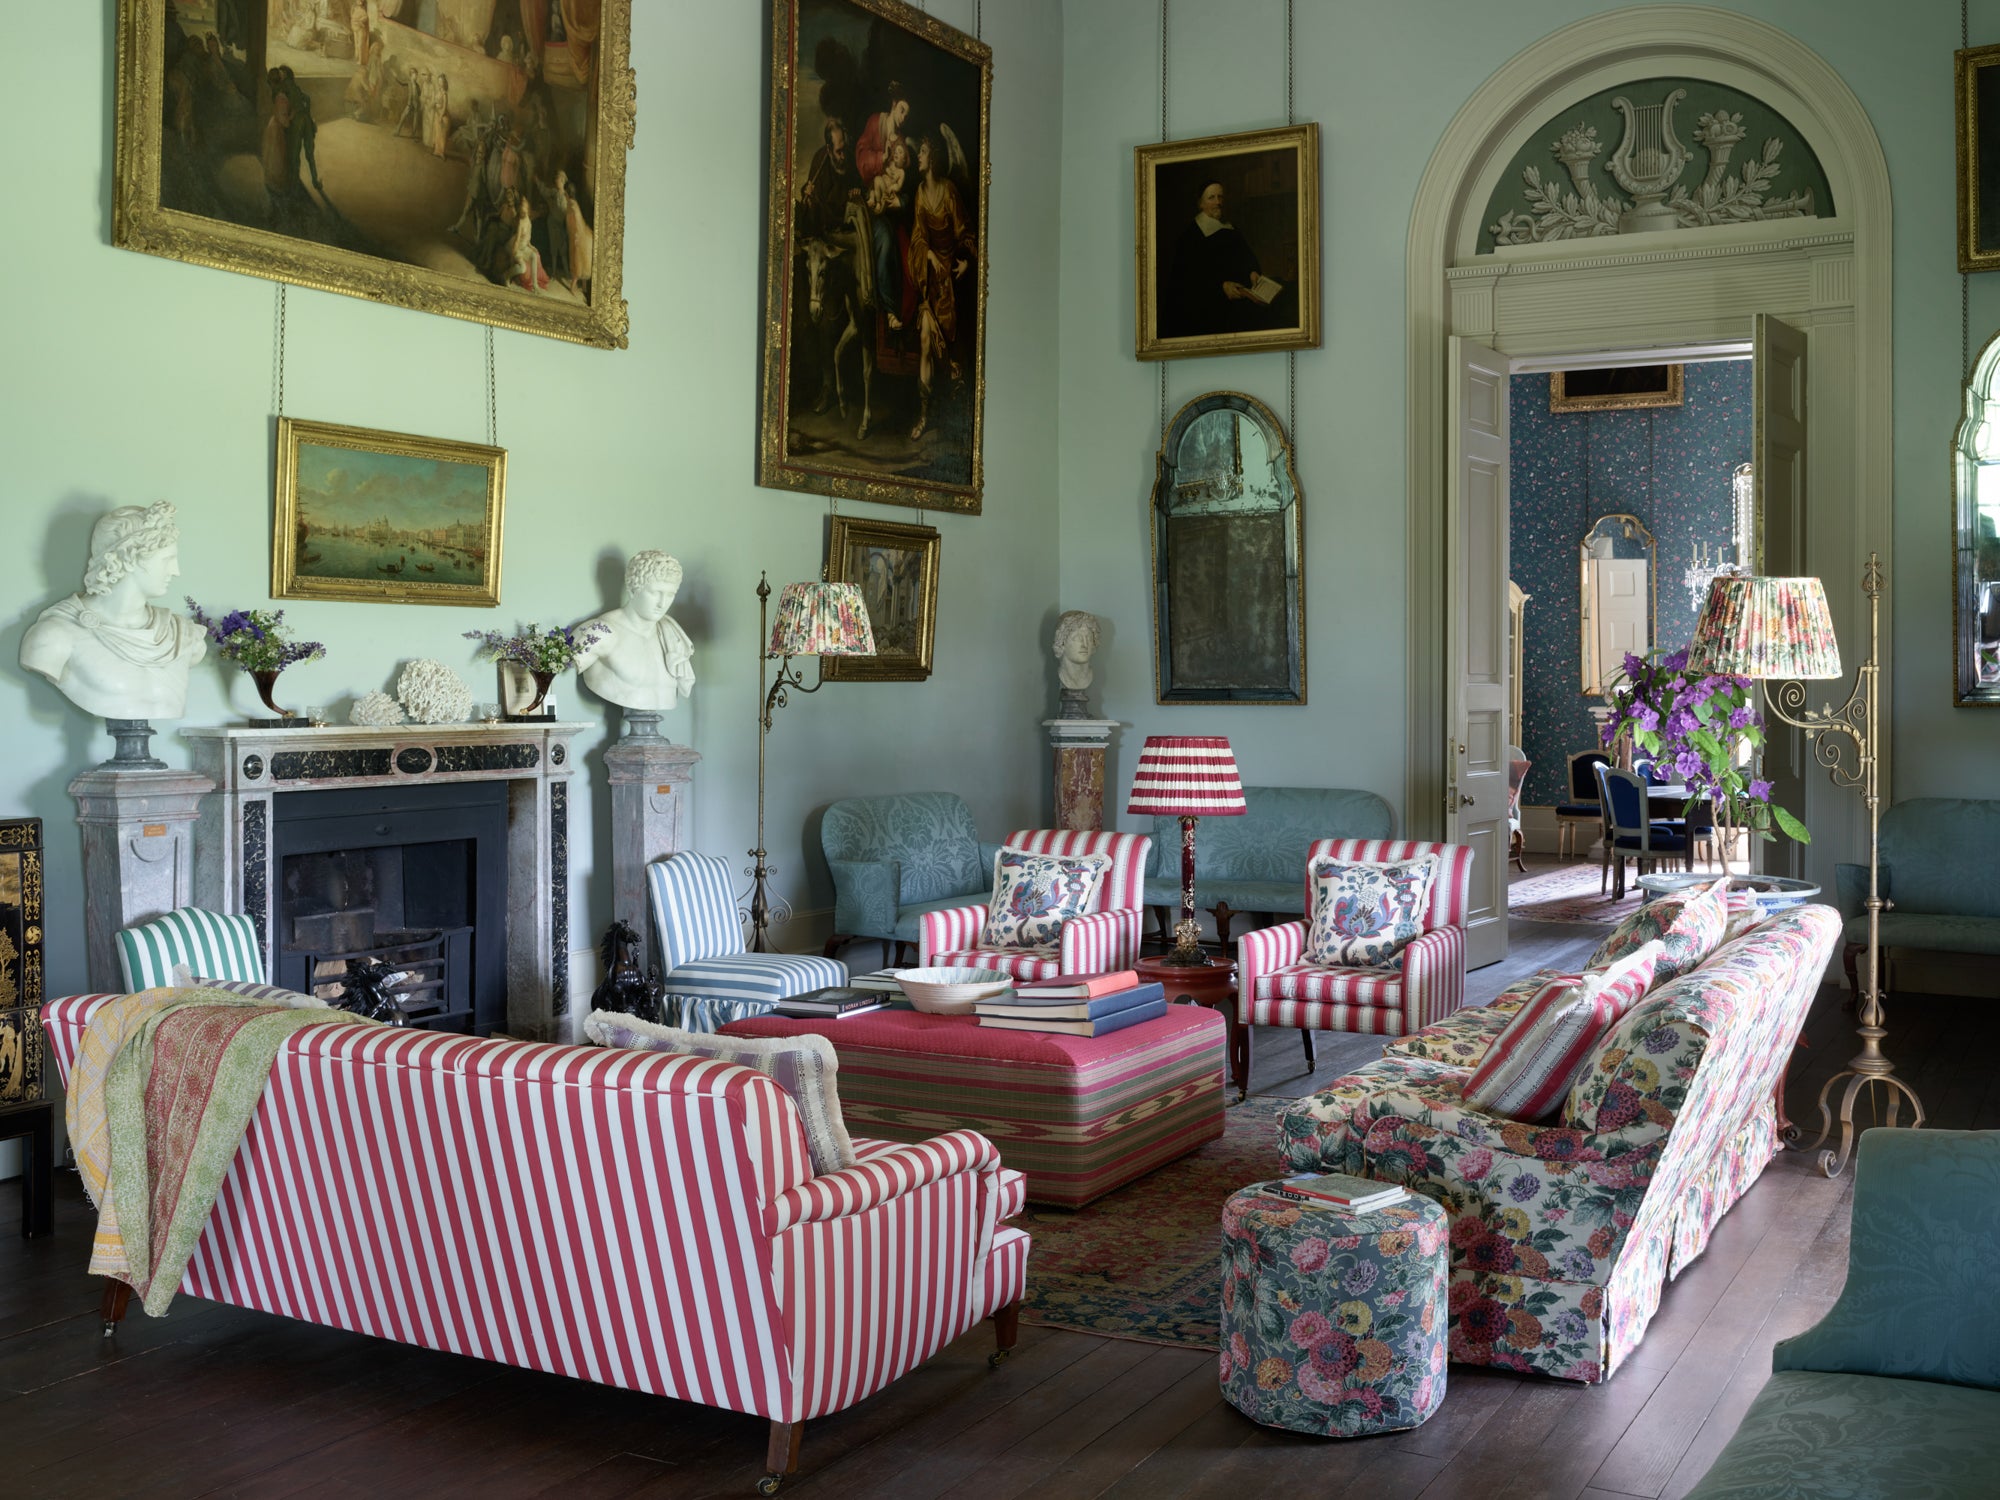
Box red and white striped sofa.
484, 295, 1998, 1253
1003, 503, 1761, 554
918, 828, 1152, 980
42, 994, 1029, 1496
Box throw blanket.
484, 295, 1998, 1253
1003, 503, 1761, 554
67, 988, 365, 1315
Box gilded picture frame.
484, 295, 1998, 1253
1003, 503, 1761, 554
113, 1, 635, 348
273, 416, 505, 607
1958, 43, 2000, 273
1135, 124, 1321, 362
758, 0, 992, 515
1549, 365, 1685, 413
823, 514, 940, 681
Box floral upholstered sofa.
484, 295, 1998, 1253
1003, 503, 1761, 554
1276, 903, 1839, 1383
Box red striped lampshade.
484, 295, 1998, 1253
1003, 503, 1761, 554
1127, 735, 1248, 816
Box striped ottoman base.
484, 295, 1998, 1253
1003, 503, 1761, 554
721, 1004, 1227, 1207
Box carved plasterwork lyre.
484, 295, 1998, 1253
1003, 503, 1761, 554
1608, 88, 1690, 233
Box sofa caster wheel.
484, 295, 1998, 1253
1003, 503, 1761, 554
101, 1322, 118, 1338
988, 1347, 1011, 1369
756, 1475, 784, 1496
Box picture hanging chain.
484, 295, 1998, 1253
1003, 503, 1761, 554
1285, 0, 1296, 447
485, 325, 498, 448
271, 284, 287, 417
975, 0, 981, 40
1158, 0, 1171, 448
1965, 0, 1972, 382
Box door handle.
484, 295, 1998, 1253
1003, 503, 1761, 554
1458, 795, 1475, 807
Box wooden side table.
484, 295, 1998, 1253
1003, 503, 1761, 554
0, 1100, 55, 1239
1136, 954, 1242, 1100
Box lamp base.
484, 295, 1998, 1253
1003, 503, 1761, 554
1807, 1064, 1925, 1178
1157, 917, 1211, 967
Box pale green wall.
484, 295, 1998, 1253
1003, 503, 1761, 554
1058, 0, 2000, 848
0, 1, 1064, 998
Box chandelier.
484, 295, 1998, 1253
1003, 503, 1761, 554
1683, 462, 1754, 612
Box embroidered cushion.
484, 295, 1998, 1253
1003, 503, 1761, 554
1462, 942, 1663, 1121
582, 1009, 858, 1175
1587, 876, 1730, 987
1305, 855, 1440, 968
980, 847, 1112, 951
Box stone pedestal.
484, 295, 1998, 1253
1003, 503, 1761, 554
603, 735, 702, 961
1043, 719, 1119, 832
69, 767, 214, 992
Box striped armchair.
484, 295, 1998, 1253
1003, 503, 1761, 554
647, 852, 846, 1031
1234, 838, 1472, 1099
117, 907, 265, 991
918, 830, 1153, 981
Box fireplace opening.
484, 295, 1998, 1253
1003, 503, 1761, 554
272, 783, 508, 1035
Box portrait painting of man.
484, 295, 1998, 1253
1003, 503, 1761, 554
823, 515, 939, 680
760, 0, 992, 515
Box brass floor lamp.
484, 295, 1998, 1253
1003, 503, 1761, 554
748, 572, 875, 952
1687, 553, 1921, 1177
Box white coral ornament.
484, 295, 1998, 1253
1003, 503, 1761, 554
349, 690, 407, 728
396, 659, 473, 724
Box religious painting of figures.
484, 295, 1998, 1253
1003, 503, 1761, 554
113, 2, 634, 347
1958, 43, 2000, 272
759, 0, 992, 515
1135, 124, 1321, 361
0, 820, 45, 1108
273, 417, 505, 606
822, 514, 939, 680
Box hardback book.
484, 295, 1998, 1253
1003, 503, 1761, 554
1012, 969, 1141, 1000
845, 970, 906, 993
1244, 276, 1283, 305
977, 997, 1168, 1037
973, 981, 1166, 1023
1277, 1172, 1405, 1211
772, 986, 888, 1017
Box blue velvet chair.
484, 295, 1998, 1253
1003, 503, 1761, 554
1554, 750, 1609, 859
1684, 1129, 2000, 1498
646, 852, 846, 1032
818, 792, 1002, 967
1595, 763, 1687, 900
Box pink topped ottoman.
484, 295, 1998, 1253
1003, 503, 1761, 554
722, 1003, 1226, 1208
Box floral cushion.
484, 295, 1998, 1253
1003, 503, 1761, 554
1305, 855, 1440, 968
1386, 981, 1540, 1066
1462, 943, 1662, 1122
1587, 876, 1729, 987
980, 847, 1111, 951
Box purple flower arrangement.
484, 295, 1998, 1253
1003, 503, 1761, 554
1600, 647, 1808, 853
463, 622, 606, 674
186, 600, 326, 674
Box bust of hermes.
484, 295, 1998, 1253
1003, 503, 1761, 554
575, 551, 697, 711
20, 500, 208, 720
1053, 609, 1103, 692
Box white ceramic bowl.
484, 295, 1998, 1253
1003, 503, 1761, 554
892, 966, 1014, 1015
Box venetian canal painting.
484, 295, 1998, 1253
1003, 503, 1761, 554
273, 416, 505, 606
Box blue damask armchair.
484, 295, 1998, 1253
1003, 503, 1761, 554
819, 791, 1002, 965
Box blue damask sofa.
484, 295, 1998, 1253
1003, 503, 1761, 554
819, 791, 1003, 965
1141, 785, 1394, 945
1834, 798, 2000, 995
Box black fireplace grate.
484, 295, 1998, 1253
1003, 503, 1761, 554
291, 927, 474, 1032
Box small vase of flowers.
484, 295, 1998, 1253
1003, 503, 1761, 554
187, 601, 327, 723
1601, 646, 1809, 874
464, 622, 605, 718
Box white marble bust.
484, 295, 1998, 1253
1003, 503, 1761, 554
20, 501, 208, 720
575, 551, 697, 711
1053, 610, 1103, 692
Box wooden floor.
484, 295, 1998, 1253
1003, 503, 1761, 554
4, 910, 1990, 1499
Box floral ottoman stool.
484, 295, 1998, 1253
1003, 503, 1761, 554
1219, 1182, 1449, 1437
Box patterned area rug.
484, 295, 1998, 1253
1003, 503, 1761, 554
1019, 1096, 1291, 1350
1509, 860, 1648, 925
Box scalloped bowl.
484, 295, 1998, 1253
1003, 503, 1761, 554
892, 966, 1014, 1015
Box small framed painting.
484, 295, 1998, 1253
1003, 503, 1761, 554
273, 417, 505, 607
1959, 44, 2000, 272
1549, 364, 1685, 413
822, 514, 939, 681
1135, 123, 1321, 361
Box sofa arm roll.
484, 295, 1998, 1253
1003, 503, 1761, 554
1399, 924, 1466, 1031
830, 857, 902, 939
772, 1129, 1003, 1230
919, 903, 989, 964
1236, 920, 1305, 1019
1062, 908, 1142, 973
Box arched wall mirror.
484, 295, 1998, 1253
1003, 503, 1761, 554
1954, 330, 2000, 706
1579, 512, 1655, 694
1151, 392, 1305, 704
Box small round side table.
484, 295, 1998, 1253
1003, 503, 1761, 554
1135, 953, 1241, 1097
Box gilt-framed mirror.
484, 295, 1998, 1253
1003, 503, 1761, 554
1579, 512, 1656, 694
1954, 329, 2000, 705
1151, 392, 1305, 704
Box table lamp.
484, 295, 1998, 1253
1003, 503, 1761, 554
748, 573, 875, 951
1127, 735, 1246, 966
1686, 557, 1918, 1176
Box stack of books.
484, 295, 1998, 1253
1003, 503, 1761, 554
846, 970, 906, 993
771, 986, 889, 1019
1270, 1172, 1407, 1212
973, 971, 1168, 1036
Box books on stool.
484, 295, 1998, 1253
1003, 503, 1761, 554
973, 971, 1167, 1037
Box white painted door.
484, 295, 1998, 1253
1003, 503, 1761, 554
1754, 313, 1808, 878
1447, 337, 1511, 969
1592, 559, 1650, 682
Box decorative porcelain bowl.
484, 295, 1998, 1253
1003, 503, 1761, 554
892, 967, 1014, 1015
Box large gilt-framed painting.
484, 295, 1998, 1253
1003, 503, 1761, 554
273, 416, 505, 606
822, 514, 939, 681
759, 0, 991, 515
0, 819, 44, 1109
1136, 124, 1321, 361
1958, 43, 2000, 273
114, 1, 634, 347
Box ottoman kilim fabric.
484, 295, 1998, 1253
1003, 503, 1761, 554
721, 1004, 1226, 1207
1220, 1181, 1449, 1437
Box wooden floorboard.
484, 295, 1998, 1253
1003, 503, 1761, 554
3, 927, 1988, 1500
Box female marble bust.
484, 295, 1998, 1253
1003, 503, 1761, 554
1053, 610, 1102, 692
575, 551, 697, 711
20, 501, 208, 720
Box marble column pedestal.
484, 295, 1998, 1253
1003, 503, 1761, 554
1043, 719, 1119, 832
603, 733, 703, 963
69, 767, 214, 993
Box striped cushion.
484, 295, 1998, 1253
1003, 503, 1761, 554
1251, 962, 1403, 1008
169, 970, 327, 1009
928, 948, 1063, 982
664, 952, 846, 1004
1462, 942, 1663, 1121
117, 908, 264, 991
646, 852, 746, 970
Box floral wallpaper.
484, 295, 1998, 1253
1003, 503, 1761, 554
1510, 362, 1752, 806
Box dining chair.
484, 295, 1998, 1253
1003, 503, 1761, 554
1505, 746, 1530, 872
1594, 763, 1690, 900
1555, 750, 1609, 859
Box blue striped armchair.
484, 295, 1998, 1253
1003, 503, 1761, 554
646, 852, 846, 1032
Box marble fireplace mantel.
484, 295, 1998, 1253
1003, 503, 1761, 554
184, 722, 591, 1042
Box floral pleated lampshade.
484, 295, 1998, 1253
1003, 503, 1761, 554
767, 581, 876, 658
1126, 735, 1249, 816
1686, 575, 1843, 680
